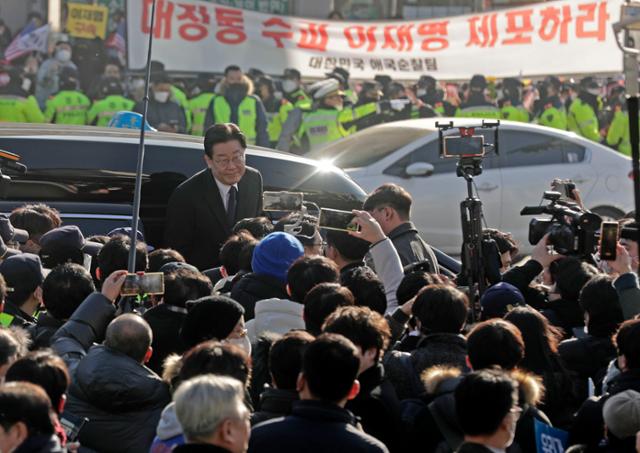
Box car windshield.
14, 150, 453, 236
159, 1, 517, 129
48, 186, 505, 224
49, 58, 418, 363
308, 126, 433, 168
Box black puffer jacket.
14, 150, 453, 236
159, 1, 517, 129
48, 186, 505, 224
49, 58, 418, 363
559, 334, 617, 398
28, 311, 64, 350
229, 273, 288, 320
385, 333, 468, 400
64, 345, 171, 453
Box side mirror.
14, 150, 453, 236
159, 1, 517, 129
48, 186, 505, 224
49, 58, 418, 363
405, 162, 434, 177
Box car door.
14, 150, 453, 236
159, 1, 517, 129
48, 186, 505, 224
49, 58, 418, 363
497, 128, 595, 252
377, 132, 502, 255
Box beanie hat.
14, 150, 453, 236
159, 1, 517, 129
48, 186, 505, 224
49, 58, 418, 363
603, 390, 640, 439
480, 282, 525, 320
251, 232, 304, 283
180, 296, 244, 348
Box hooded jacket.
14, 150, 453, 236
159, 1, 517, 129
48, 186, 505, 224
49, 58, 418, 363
246, 298, 304, 343
401, 367, 548, 453
150, 402, 185, 453
64, 345, 171, 453
230, 273, 289, 320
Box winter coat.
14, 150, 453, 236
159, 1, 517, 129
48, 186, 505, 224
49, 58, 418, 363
542, 298, 585, 337
614, 272, 640, 319
559, 334, 617, 397
249, 400, 389, 453
64, 345, 171, 453
143, 304, 188, 374
230, 273, 288, 320
13, 434, 63, 453
385, 333, 468, 400
402, 366, 549, 453
346, 364, 403, 452
387, 222, 439, 274
28, 311, 63, 349
150, 403, 185, 453
251, 388, 298, 426
246, 298, 304, 343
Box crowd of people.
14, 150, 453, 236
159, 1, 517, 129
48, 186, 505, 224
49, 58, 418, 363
0, 16, 633, 155
0, 122, 638, 453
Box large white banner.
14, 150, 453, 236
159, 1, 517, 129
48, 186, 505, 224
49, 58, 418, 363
127, 0, 624, 79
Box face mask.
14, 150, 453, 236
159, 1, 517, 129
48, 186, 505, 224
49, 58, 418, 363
21, 78, 32, 92
416, 88, 427, 97
274, 91, 283, 101
227, 335, 252, 356
154, 91, 170, 103
56, 49, 71, 62
587, 88, 601, 97
282, 79, 298, 93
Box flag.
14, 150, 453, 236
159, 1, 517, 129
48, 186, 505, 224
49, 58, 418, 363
106, 21, 126, 56
3, 23, 50, 62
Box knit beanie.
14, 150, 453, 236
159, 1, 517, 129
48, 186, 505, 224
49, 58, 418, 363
480, 282, 525, 320
180, 295, 244, 348
251, 232, 304, 283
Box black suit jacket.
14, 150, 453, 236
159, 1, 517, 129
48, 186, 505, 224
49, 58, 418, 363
164, 167, 263, 270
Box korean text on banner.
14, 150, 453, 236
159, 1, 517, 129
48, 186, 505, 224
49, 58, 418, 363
68, 3, 110, 40
127, 0, 623, 79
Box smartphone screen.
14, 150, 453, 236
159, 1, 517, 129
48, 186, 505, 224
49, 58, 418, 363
600, 221, 619, 261
263, 191, 304, 212
443, 135, 485, 158
318, 208, 360, 232
60, 414, 88, 442
121, 272, 165, 296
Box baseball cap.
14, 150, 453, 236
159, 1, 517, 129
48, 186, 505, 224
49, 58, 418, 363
158, 261, 199, 274
480, 282, 525, 320
603, 390, 640, 439
0, 253, 44, 299
0, 215, 29, 243
39, 225, 103, 257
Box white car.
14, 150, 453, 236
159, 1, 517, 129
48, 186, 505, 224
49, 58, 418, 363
308, 119, 634, 255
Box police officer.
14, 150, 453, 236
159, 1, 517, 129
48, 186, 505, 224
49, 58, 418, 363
535, 76, 567, 131
87, 77, 135, 127
188, 73, 217, 136
203, 65, 269, 147
0, 67, 44, 123
326, 67, 357, 105
43, 67, 90, 125
354, 81, 385, 131
150, 61, 192, 132
277, 78, 386, 152
415, 75, 456, 116
456, 75, 500, 119
499, 78, 529, 123
568, 77, 602, 142
607, 106, 633, 156
255, 76, 281, 146
271, 68, 311, 148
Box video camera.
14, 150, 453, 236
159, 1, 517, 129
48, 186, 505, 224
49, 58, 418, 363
520, 190, 602, 258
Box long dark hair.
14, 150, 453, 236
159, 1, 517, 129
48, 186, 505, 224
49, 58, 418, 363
504, 306, 563, 375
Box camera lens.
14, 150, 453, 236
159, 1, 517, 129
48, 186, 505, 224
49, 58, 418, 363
548, 223, 574, 255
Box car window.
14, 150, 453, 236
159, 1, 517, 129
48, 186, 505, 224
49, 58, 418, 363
384, 130, 498, 177
308, 127, 433, 169
499, 130, 585, 168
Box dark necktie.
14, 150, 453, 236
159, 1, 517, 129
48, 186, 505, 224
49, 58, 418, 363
227, 186, 237, 227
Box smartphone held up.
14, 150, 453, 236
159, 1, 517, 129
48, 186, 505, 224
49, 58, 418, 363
121, 272, 165, 296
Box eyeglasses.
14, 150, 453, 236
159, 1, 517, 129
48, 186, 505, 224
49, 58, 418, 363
213, 154, 245, 169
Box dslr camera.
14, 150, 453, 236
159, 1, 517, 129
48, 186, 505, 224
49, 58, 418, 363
520, 190, 601, 257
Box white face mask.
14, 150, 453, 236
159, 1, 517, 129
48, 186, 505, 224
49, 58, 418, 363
154, 91, 170, 103
21, 78, 32, 92
282, 79, 298, 94
227, 335, 252, 356
274, 91, 283, 101
416, 88, 427, 97
587, 88, 601, 97
56, 49, 72, 62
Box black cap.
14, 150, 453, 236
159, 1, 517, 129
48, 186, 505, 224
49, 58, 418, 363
418, 75, 437, 90
0, 253, 44, 298
39, 225, 103, 257
580, 76, 599, 90
545, 76, 562, 90
0, 215, 29, 244
327, 67, 349, 82
151, 71, 171, 84
502, 77, 523, 90
180, 296, 245, 348
284, 68, 301, 80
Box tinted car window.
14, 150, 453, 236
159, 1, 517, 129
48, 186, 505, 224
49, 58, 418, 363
499, 131, 586, 168
384, 130, 498, 178
308, 127, 432, 169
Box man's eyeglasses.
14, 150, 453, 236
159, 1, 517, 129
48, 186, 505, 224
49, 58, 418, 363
213, 154, 245, 169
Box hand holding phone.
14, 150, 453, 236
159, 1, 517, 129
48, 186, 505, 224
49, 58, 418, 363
263, 191, 304, 212
318, 208, 360, 232
121, 272, 165, 296
600, 221, 619, 261
348, 210, 386, 244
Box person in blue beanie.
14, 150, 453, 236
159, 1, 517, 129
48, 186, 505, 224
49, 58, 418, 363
230, 232, 304, 320
479, 282, 525, 320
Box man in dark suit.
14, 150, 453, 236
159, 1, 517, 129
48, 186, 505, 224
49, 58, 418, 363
164, 123, 263, 270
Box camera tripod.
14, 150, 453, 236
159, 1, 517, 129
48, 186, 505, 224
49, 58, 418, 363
457, 158, 486, 322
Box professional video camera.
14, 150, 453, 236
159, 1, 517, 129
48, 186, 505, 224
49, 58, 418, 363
520, 190, 602, 258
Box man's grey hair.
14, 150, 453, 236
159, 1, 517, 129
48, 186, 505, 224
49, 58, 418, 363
174, 375, 246, 441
